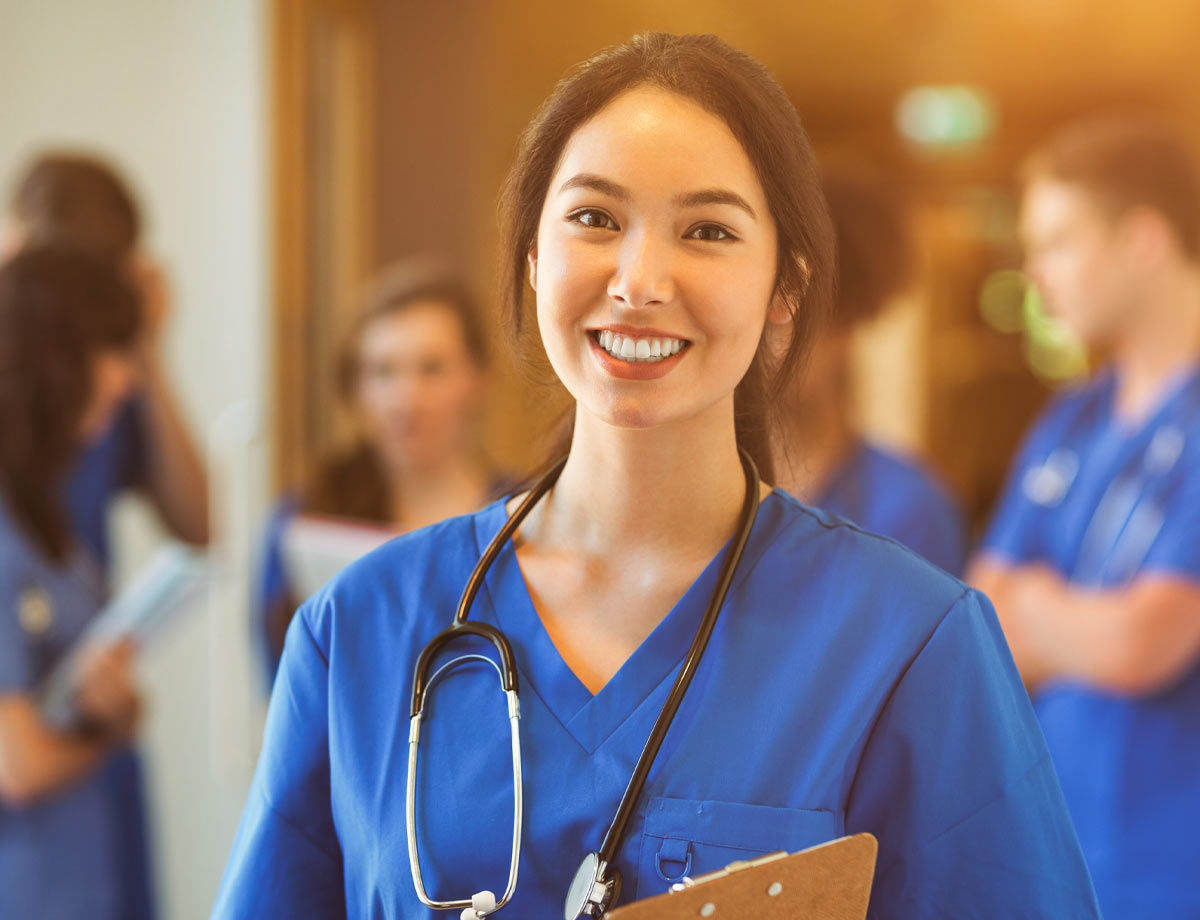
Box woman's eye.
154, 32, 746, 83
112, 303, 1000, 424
568, 209, 618, 231
687, 223, 736, 242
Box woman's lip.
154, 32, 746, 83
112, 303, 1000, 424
587, 324, 690, 341
587, 331, 687, 380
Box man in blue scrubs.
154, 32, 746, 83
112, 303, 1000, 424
774, 169, 966, 574
971, 114, 1200, 918
4, 154, 211, 920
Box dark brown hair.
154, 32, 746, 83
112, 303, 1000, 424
11, 153, 141, 262
1021, 112, 1200, 260
304, 263, 489, 521
497, 32, 835, 481
823, 168, 914, 328
0, 246, 141, 561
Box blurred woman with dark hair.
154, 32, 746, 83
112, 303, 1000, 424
0, 246, 145, 919
771, 168, 967, 574
255, 262, 502, 678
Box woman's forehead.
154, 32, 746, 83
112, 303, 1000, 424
549, 86, 766, 208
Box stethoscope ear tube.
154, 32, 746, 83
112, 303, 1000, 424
408, 455, 567, 720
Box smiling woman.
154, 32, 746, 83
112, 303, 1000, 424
214, 32, 1101, 920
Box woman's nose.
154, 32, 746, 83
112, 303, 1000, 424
606, 229, 674, 309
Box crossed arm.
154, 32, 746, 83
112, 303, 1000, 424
969, 556, 1200, 696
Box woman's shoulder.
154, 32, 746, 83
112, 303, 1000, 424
295, 499, 508, 650
756, 490, 976, 640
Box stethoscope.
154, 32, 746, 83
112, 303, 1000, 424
1021, 374, 1199, 586
406, 450, 761, 919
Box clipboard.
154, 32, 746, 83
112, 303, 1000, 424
280, 513, 397, 599
607, 833, 877, 920
37, 542, 208, 728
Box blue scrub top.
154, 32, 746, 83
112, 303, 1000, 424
817, 440, 967, 575
0, 498, 124, 920
62, 398, 148, 569
216, 491, 1099, 918
254, 475, 518, 686
61, 394, 157, 920
981, 366, 1200, 918
253, 494, 301, 682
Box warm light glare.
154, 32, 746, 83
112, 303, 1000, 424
979, 270, 1088, 382
896, 85, 996, 149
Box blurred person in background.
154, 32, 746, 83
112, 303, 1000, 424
772, 168, 966, 574
1, 152, 210, 920
0, 247, 146, 919
969, 114, 1200, 918
5, 153, 209, 556
255, 264, 502, 680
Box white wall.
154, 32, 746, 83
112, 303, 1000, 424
0, 2, 270, 916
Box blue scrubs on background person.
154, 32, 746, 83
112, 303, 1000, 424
773, 168, 968, 578
63, 398, 147, 568
61, 395, 157, 920
0, 498, 123, 919
981, 366, 1200, 917
214, 490, 1100, 918
817, 440, 967, 575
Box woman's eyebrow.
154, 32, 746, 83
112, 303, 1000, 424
556, 174, 757, 221
557, 173, 630, 200
675, 188, 757, 220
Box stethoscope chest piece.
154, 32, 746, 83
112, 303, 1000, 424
565, 852, 621, 919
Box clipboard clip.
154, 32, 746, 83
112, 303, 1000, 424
669, 850, 790, 893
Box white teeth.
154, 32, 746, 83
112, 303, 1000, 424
594, 331, 687, 363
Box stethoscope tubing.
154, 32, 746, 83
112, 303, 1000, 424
405, 450, 760, 917
597, 451, 760, 866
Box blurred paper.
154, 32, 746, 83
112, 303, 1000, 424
38, 542, 208, 728
281, 513, 398, 599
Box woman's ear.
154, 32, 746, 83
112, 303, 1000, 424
767, 256, 810, 325
526, 248, 538, 292
766, 290, 792, 326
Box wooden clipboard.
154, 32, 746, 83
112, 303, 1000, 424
606, 833, 877, 920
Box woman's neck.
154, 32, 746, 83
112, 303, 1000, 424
387, 452, 491, 531
522, 401, 750, 563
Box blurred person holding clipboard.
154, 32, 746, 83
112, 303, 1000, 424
255, 264, 508, 682
217, 34, 1100, 919
0, 247, 148, 919
2, 152, 210, 920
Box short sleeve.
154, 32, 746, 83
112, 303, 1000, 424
213, 601, 346, 918
846, 590, 1100, 919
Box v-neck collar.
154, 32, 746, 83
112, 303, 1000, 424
469, 492, 786, 753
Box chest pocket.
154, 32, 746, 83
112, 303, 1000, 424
635, 796, 840, 901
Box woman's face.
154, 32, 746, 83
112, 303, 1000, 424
78, 349, 139, 443
530, 85, 784, 434
354, 301, 484, 472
